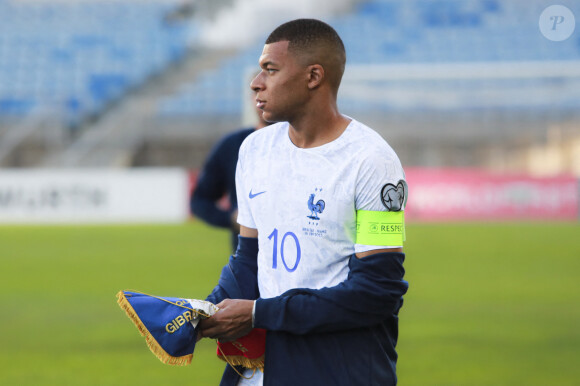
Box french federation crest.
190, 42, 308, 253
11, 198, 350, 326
307, 190, 325, 220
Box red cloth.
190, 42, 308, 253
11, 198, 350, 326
216, 328, 266, 369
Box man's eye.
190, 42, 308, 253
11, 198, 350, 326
267, 68, 276, 74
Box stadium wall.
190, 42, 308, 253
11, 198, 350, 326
0, 168, 577, 224
404, 168, 579, 222
0, 168, 189, 224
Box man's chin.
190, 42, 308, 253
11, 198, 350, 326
262, 113, 281, 123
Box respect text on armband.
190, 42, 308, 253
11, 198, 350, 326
362, 223, 404, 234
356, 210, 405, 246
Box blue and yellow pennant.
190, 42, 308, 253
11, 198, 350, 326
117, 290, 216, 366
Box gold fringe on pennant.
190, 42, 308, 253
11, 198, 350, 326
116, 291, 193, 366
217, 354, 265, 372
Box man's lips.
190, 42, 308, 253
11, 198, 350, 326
256, 99, 265, 109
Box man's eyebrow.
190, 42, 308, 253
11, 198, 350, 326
260, 60, 277, 68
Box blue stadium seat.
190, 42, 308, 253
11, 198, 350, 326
0, 0, 190, 123
153, 0, 577, 118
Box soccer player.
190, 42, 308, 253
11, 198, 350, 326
191, 89, 269, 252
199, 19, 408, 385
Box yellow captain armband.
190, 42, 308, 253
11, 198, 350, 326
356, 210, 405, 246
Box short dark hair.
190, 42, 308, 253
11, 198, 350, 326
266, 19, 345, 53
266, 19, 346, 93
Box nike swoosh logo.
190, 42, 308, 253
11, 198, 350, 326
249, 190, 266, 199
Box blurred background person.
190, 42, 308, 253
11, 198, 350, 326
190, 87, 269, 252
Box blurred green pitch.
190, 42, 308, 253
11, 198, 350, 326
0, 221, 578, 385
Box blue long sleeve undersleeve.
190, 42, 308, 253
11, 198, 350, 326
254, 252, 408, 334
205, 236, 259, 304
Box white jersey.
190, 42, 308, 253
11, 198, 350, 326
236, 118, 406, 299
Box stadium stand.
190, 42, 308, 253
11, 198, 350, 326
0, 0, 191, 127
0, 0, 578, 172
151, 0, 580, 173
157, 0, 580, 118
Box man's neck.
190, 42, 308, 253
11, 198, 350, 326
288, 110, 351, 149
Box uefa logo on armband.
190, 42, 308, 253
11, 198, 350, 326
380, 180, 407, 212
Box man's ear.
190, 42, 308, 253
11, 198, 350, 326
307, 64, 324, 90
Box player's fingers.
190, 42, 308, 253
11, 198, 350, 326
215, 299, 231, 309
199, 325, 220, 339
197, 318, 216, 337
199, 319, 234, 341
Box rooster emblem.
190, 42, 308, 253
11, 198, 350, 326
307, 193, 325, 220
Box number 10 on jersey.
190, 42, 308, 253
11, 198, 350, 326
268, 228, 301, 272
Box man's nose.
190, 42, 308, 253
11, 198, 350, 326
250, 73, 263, 92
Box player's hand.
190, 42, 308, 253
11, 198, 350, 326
197, 299, 253, 342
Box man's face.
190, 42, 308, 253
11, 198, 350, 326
250, 41, 308, 123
